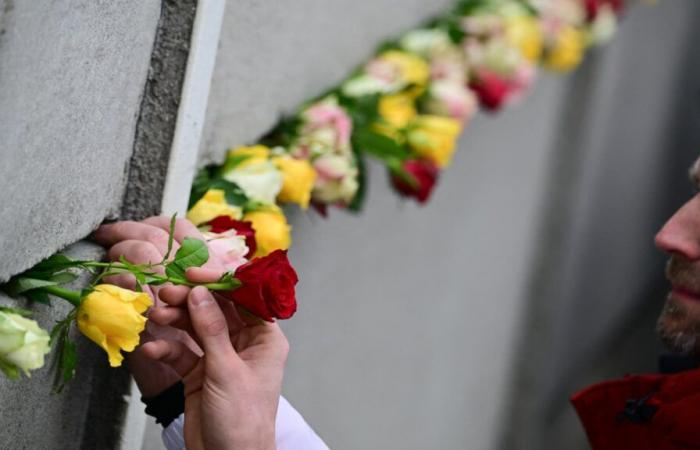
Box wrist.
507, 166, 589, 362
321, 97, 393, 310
231, 426, 276, 450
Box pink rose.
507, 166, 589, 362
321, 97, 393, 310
204, 229, 249, 272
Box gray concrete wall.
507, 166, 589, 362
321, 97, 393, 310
0, 0, 162, 282
281, 75, 567, 450
199, 0, 454, 164
0, 1, 199, 448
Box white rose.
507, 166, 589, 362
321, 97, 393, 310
223, 160, 283, 205
0, 311, 51, 379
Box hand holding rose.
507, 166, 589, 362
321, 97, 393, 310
144, 286, 289, 450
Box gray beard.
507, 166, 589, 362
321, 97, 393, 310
656, 298, 700, 356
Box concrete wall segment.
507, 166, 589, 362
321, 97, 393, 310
199, 0, 455, 165
0, 0, 162, 281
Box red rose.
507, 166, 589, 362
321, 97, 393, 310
469, 71, 512, 111
206, 216, 257, 258
391, 159, 439, 204
584, 0, 623, 21
228, 250, 298, 321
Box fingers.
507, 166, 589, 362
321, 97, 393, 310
141, 339, 200, 378
158, 284, 191, 306
186, 267, 226, 284
245, 322, 290, 358
187, 287, 237, 367
102, 273, 137, 290
108, 240, 165, 270
142, 216, 205, 243
149, 306, 192, 332
93, 221, 173, 255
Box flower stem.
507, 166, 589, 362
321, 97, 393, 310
202, 282, 238, 291
43, 285, 82, 307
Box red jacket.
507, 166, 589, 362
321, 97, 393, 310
571, 367, 700, 450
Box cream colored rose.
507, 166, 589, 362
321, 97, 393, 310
0, 311, 50, 379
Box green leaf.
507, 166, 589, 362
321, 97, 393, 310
25, 289, 51, 305
50, 314, 78, 393
221, 153, 253, 174
165, 237, 209, 280
0, 306, 33, 317
59, 340, 77, 383
0, 358, 20, 380
32, 254, 78, 273
3, 276, 61, 297
352, 127, 410, 161
348, 150, 367, 213
50, 271, 79, 285
338, 93, 381, 127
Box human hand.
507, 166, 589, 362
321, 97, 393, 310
142, 286, 289, 450
92, 216, 228, 397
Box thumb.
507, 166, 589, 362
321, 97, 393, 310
187, 286, 237, 366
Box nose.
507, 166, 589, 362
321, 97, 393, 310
655, 195, 700, 260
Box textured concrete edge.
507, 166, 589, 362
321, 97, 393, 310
120, 0, 198, 220
121, 1, 227, 448
161, 0, 226, 216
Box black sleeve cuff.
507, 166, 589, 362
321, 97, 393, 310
141, 381, 185, 428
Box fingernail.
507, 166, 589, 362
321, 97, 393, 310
190, 286, 212, 307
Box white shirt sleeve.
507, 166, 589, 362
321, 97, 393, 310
161, 395, 329, 450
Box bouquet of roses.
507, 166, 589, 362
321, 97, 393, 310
0, 216, 298, 391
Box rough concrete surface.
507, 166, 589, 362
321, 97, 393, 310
199, 0, 454, 164
0, 242, 131, 450
0, 0, 161, 281
121, 0, 197, 220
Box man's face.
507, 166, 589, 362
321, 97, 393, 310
655, 157, 700, 356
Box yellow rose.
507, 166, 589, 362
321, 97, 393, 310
544, 26, 586, 72
407, 115, 462, 168
77, 284, 152, 367
505, 16, 543, 63
187, 189, 243, 226
226, 145, 271, 168
243, 208, 292, 257
272, 156, 317, 209
378, 93, 417, 129
379, 50, 430, 90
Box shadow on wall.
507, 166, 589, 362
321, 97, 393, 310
499, 1, 700, 449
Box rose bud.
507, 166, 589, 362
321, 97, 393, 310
391, 159, 439, 204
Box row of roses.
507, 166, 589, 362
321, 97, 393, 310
186, 0, 625, 259
0, 0, 626, 388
